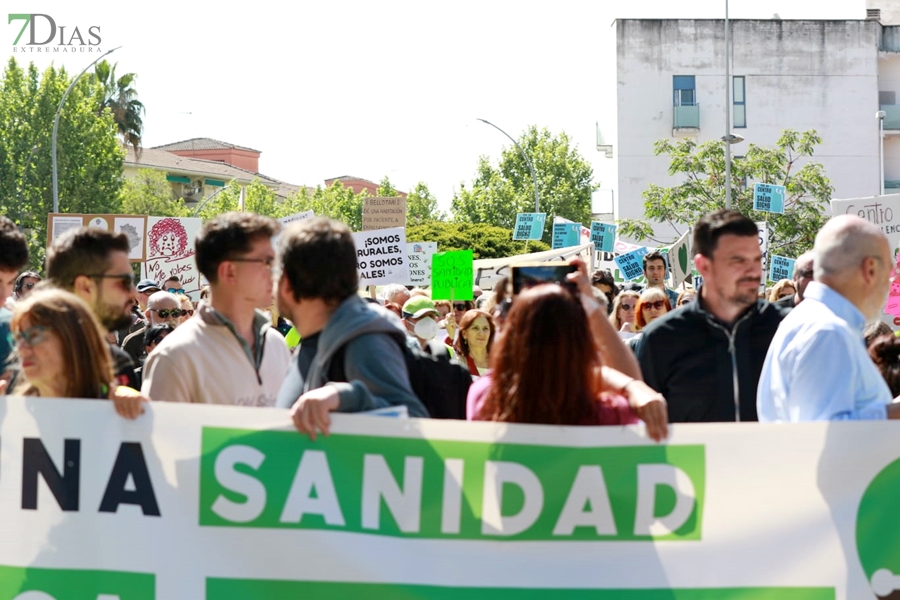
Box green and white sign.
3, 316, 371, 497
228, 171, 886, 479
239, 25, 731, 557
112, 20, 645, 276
1, 398, 898, 598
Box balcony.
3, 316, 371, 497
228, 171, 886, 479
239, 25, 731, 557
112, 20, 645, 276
881, 105, 900, 130
673, 104, 700, 136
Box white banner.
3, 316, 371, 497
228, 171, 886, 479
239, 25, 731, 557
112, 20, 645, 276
279, 210, 315, 225
142, 217, 203, 300
473, 243, 594, 291
0, 398, 896, 599
351, 227, 409, 286
406, 241, 437, 286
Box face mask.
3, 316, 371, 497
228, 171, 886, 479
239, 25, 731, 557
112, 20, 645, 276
413, 317, 438, 340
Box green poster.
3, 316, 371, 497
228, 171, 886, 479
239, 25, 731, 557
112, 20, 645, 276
430, 250, 474, 301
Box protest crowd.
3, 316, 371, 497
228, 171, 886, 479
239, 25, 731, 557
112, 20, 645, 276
2, 205, 899, 442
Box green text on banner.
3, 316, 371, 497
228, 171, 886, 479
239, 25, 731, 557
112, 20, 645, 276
431, 250, 474, 300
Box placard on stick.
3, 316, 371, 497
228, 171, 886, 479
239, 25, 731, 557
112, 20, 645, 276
431, 250, 474, 301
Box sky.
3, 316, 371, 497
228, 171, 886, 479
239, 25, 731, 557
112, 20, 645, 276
3, 1, 865, 213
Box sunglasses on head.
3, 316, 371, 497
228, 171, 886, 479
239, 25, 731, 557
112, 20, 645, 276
643, 300, 667, 310
149, 308, 186, 319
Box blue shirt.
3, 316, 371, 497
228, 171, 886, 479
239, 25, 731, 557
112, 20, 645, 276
757, 281, 890, 422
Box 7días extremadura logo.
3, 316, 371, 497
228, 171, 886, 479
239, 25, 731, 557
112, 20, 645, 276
8, 14, 101, 52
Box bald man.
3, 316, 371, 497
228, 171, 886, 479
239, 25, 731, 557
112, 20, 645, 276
757, 215, 900, 421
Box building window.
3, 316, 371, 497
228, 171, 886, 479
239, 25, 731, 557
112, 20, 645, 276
673, 76, 696, 106
733, 76, 746, 128
880, 91, 896, 105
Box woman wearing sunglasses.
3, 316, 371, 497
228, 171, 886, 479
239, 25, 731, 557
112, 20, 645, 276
627, 288, 672, 352
609, 290, 640, 337
1, 288, 146, 419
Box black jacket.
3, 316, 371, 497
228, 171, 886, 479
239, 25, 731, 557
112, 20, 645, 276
635, 297, 789, 422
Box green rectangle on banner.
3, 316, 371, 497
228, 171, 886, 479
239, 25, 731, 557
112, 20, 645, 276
199, 427, 705, 542
0, 565, 154, 599
207, 579, 834, 599
430, 250, 474, 301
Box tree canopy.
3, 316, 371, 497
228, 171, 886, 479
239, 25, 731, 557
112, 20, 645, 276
407, 221, 549, 259
618, 129, 833, 258
94, 60, 145, 154
451, 126, 595, 245
119, 169, 191, 217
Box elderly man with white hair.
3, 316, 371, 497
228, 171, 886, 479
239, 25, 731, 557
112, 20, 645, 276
757, 215, 900, 421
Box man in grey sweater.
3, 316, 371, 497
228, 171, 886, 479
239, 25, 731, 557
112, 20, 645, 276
275, 218, 427, 437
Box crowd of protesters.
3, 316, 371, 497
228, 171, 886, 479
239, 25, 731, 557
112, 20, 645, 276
1, 206, 899, 437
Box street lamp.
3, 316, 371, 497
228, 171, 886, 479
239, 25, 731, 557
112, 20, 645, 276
52, 45, 122, 213
192, 185, 229, 216
476, 118, 540, 213
722, 132, 744, 209
877, 110, 886, 196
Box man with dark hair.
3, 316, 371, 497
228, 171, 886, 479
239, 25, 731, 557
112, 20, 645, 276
275, 217, 426, 436
636, 209, 789, 422
591, 269, 618, 314
44, 226, 140, 388
142, 212, 290, 405
13, 271, 42, 301
0, 216, 29, 380
642, 251, 679, 308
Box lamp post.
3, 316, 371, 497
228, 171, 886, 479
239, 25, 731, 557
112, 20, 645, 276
476, 118, 540, 213
877, 110, 886, 196
722, 132, 745, 207
52, 45, 122, 213
724, 0, 733, 208
192, 185, 229, 216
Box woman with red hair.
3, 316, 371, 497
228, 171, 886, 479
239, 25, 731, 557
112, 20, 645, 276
467, 267, 668, 440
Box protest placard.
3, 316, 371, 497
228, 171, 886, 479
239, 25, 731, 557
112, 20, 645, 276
614, 247, 649, 281
668, 228, 692, 288
279, 210, 315, 225
351, 227, 409, 286
47, 213, 148, 261
552, 222, 581, 249
768, 255, 795, 282
590, 222, 616, 253
142, 217, 203, 299
3, 396, 899, 599
431, 250, 474, 300
513, 213, 547, 241
362, 196, 407, 230
406, 241, 438, 286
753, 183, 786, 214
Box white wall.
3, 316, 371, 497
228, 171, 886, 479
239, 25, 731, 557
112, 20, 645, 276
615, 19, 881, 243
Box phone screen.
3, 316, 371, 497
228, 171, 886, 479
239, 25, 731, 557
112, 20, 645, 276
511, 264, 578, 295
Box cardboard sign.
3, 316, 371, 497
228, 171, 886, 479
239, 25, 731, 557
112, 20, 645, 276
431, 250, 474, 301
552, 222, 581, 249
753, 183, 786, 214
590, 222, 616, 253
47, 213, 148, 261
513, 213, 547, 241
351, 227, 409, 285
362, 197, 407, 231
143, 217, 204, 299
406, 241, 438, 286
279, 210, 315, 225
769, 255, 795, 283
668, 228, 692, 288
614, 247, 649, 281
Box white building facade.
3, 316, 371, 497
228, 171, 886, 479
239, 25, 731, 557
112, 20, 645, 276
613, 16, 900, 242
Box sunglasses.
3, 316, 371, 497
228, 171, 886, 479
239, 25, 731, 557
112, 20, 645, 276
643, 300, 667, 310
88, 273, 135, 291
167, 287, 185, 294
453, 303, 468, 311
620, 303, 635, 311
14, 325, 50, 348
148, 308, 186, 319
22, 282, 37, 290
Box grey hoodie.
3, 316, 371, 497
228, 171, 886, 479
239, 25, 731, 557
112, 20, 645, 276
276, 295, 427, 417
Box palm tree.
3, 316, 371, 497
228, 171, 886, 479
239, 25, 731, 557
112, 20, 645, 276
95, 60, 145, 155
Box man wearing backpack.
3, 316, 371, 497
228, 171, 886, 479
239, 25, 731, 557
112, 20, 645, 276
275, 218, 428, 437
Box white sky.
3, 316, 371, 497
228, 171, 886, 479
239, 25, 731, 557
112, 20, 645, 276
4, 0, 864, 212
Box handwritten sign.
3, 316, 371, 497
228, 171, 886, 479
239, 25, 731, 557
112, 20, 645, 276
406, 241, 437, 286
431, 250, 474, 301
590, 222, 616, 253
279, 210, 315, 225
362, 197, 407, 231
753, 183, 786, 214
552, 223, 581, 249
768, 255, 795, 283
614, 247, 649, 281
513, 213, 547, 241
351, 227, 409, 286
143, 217, 203, 300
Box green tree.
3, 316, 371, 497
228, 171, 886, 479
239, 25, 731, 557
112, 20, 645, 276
451, 126, 596, 245
618, 129, 833, 258
0, 58, 124, 269
376, 176, 399, 197
281, 181, 367, 231
193, 180, 282, 222
407, 182, 445, 226
119, 169, 191, 217
94, 60, 145, 154
407, 221, 549, 259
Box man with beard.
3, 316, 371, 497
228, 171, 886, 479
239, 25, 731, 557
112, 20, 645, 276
45, 227, 140, 389
635, 210, 789, 422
